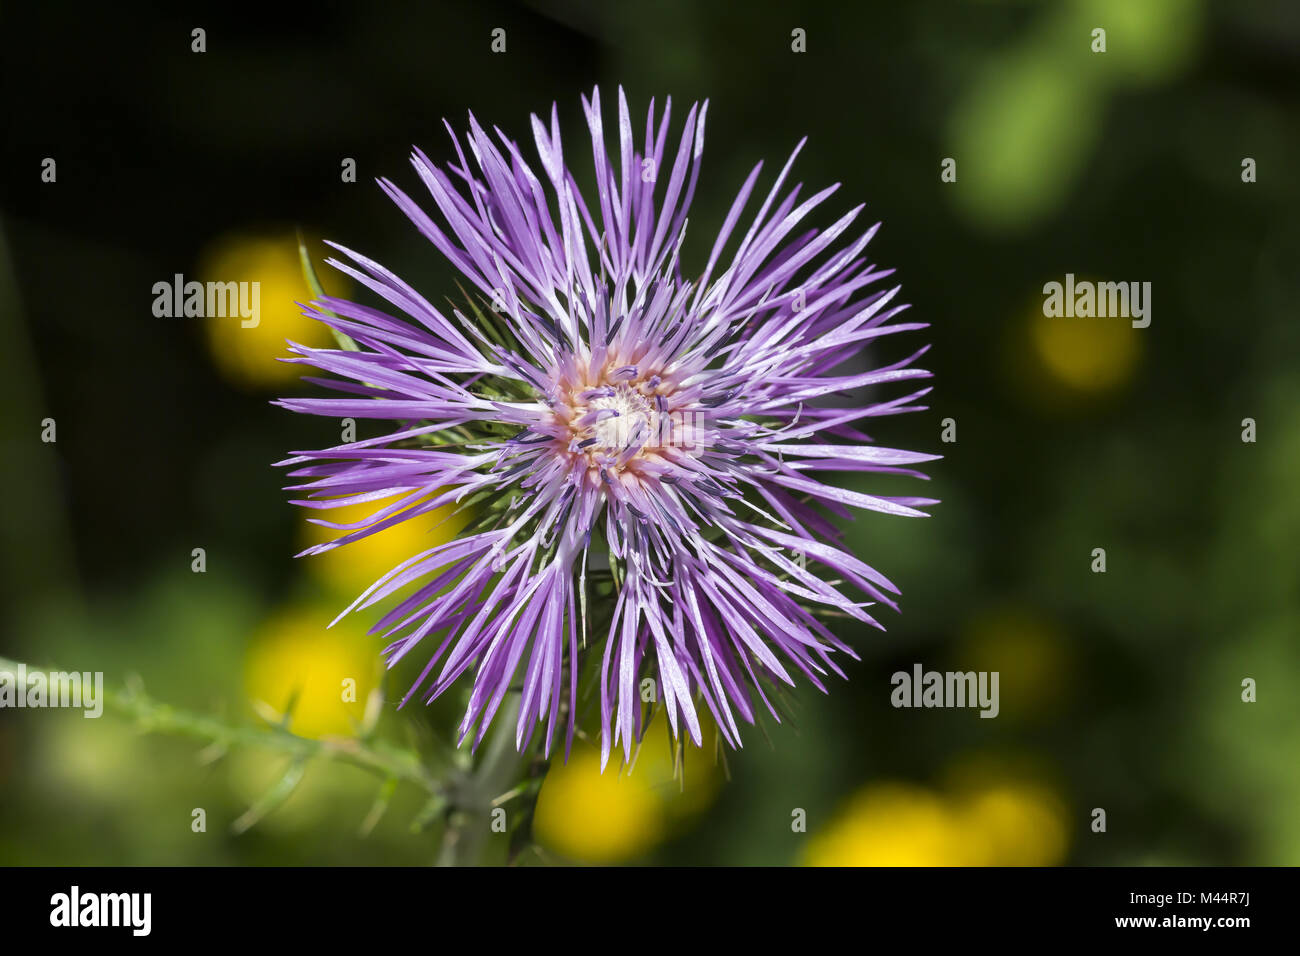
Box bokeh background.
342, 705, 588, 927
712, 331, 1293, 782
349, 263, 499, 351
2, 0, 1298, 865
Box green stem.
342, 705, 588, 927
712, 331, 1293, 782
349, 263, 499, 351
437, 694, 519, 865
0, 659, 553, 863
0, 657, 444, 797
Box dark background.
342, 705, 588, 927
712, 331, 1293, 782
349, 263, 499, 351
2, 0, 1298, 865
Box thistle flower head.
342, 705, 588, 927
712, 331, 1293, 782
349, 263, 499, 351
278, 87, 938, 768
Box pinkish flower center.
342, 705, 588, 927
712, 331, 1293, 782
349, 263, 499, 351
555, 368, 680, 477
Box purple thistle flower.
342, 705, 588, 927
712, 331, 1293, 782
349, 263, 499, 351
277, 87, 938, 769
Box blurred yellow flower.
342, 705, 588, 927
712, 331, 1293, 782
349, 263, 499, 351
533, 712, 722, 863
959, 605, 1069, 722
199, 233, 348, 390
1029, 293, 1142, 395
299, 491, 473, 599
805, 775, 1069, 867
533, 747, 668, 863
956, 781, 1069, 867
804, 783, 978, 866
243, 605, 378, 739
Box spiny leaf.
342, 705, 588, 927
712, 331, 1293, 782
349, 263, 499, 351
410, 793, 449, 834
231, 759, 308, 835
359, 775, 400, 837
297, 229, 359, 352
